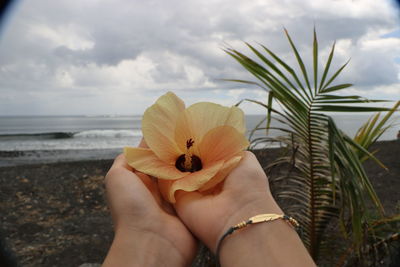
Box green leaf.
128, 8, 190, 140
284, 28, 312, 95
226, 29, 396, 264
315, 100, 388, 104
322, 59, 350, 91
318, 41, 335, 92
221, 79, 268, 91
266, 92, 274, 135
247, 43, 312, 104
313, 105, 393, 112
260, 44, 311, 102
321, 83, 353, 93
313, 28, 318, 95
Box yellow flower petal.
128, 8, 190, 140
128, 92, 249, 202
174, 111, 197, 156
124, 147, 188, 180
198, 125, 249, 166
174, 103, 246, 152
158, 160, 224, 203
199, 154, 243, 192
142, 92, 185, 164
226, 106, 246, 134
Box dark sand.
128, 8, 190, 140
0, 141, 399, 266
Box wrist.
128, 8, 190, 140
218, 218, 287, 267
103, 226, 188, 267
217, 217, 314, 267
215, 201, 315, 267
212, 193, 282, 252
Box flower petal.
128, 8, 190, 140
199, 154, 243, 192
142, 92, 185, 164
198, 125, 249, 166
225, 106, 246, 134
124, 147, 188, 180
158, 160, 224, 203
174, 103, 246, 152
174, 111, 197, 156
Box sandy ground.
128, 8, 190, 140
0, 141, 399, 266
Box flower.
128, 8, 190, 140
124, 92, 249, 203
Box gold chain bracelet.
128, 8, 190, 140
215, 213, 299, 266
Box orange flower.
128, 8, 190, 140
124, 92, 249, 202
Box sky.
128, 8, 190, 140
0, 0, 399, 116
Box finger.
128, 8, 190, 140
107, 143, 171, 214
174, 190, 204, 212
107, 154, 158, 195
110, 137, 147, 170
110, 153, 133, 171
105, 166, 160, 223
105, 154, 135, 187
174, 191, 214, 244
106, 158, 161, 210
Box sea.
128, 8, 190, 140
0, 114, 398, 167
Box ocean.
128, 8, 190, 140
0, 114, 398, 166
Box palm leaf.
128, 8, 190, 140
226, 28, 399, 265
354, 101, 400, 151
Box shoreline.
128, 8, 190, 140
0, 148, 122, 167
0, 140, 399, 266
1, 139, 398, 168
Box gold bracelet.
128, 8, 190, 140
215, 213, 299, 266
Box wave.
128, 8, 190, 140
0, 129, 142, 140
0, 132, 75, 140
74, 129, 141, 138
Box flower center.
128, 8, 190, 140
175, 138, 202, 172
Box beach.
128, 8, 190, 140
0, 140, 399, 266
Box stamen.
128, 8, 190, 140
175, 138, 202, 172
186, 138, 194, 149
184, 139, 194, 170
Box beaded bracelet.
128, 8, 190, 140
215, 213, 299, 267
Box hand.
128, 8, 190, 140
174, 151, 282, 252
103, 152, 197, 267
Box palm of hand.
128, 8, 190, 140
174, 151, 278, 252
105, 155, 197, 264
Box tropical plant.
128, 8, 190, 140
225, 29, 400, 266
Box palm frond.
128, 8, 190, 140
226, 28, 399, 265
354, 101, 400, 151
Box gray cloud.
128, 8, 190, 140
0, 0, 399, 115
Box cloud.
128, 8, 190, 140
0, 0, 399, 115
